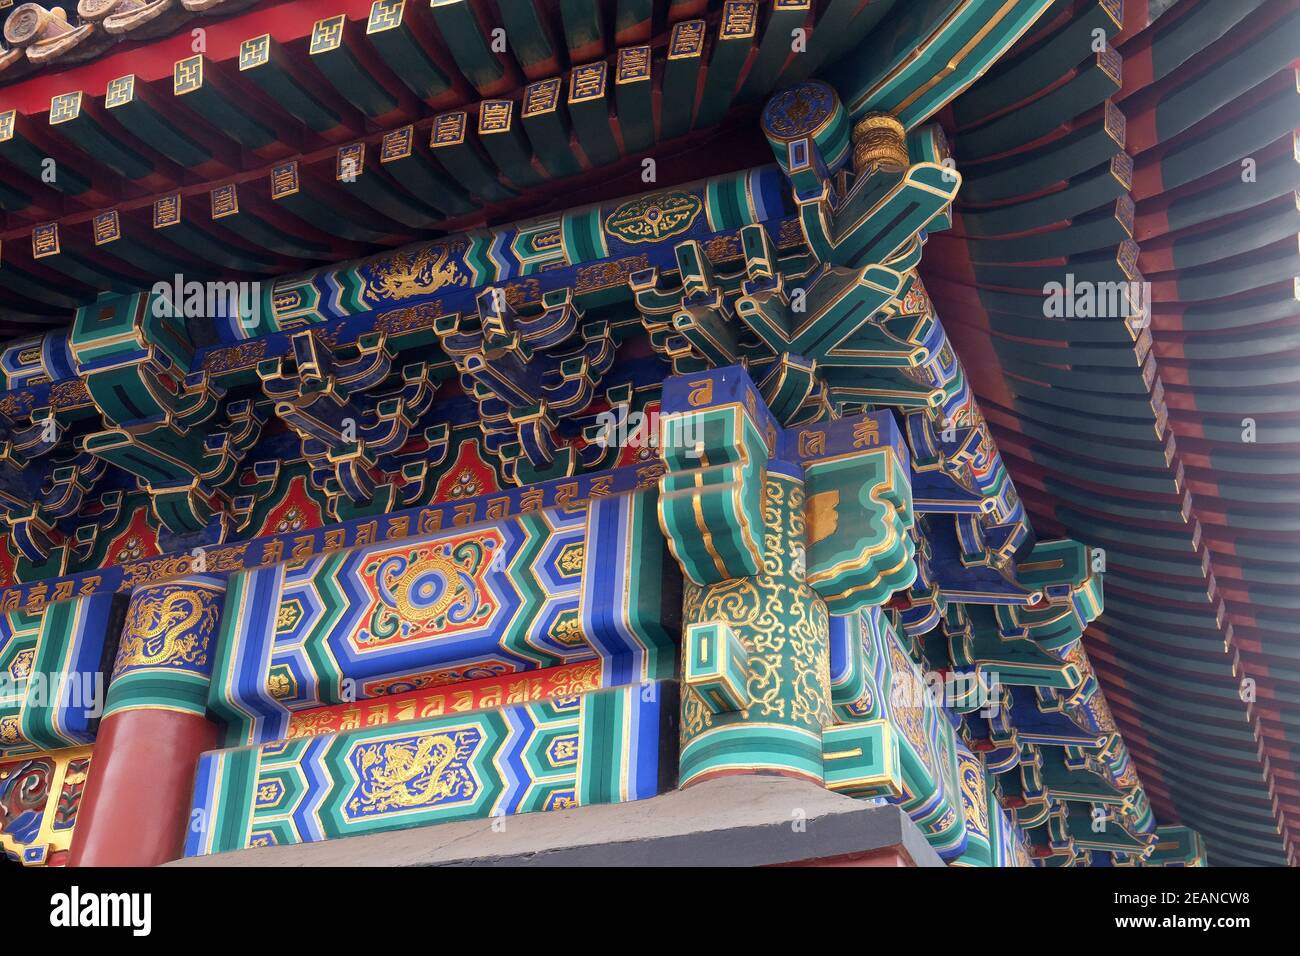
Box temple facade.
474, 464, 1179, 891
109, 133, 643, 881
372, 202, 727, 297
0, 0, 1293, 868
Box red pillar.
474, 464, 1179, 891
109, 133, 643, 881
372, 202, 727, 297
68, 575, 229, 866
68, 709, 218, 866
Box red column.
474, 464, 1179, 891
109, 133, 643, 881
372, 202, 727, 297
68, 709, 219, 866
68, 576, 228, 866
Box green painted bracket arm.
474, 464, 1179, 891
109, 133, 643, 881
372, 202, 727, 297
823, 719, 906, 799
832, 0, 1055, 128
1144, 825, 1206, 866
997, 538, 1104, 651
797, 411, 918, 614
149, 483, 220, 535
757, 353, 826, 427
684, 621, 750, 714
800, 162, 960, 268
657, 368, 771, 585
1062, 804, 1157, 856
966, 629, 1084, 689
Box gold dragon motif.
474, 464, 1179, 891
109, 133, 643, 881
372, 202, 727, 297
113, 586, 220, 674
364, 243, 469, 302
350, 730, 478, 814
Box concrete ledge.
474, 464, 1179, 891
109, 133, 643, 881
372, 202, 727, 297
168, 775, 944, 867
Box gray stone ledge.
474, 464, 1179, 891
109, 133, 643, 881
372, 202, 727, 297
167, 775, 944, 867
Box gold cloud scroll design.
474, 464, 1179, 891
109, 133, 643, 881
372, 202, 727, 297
604, 191, 703, 245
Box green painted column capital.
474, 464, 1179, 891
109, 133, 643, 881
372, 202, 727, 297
103, 574, 228, 720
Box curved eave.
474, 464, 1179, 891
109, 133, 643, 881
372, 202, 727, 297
927, 0, 1300, 865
